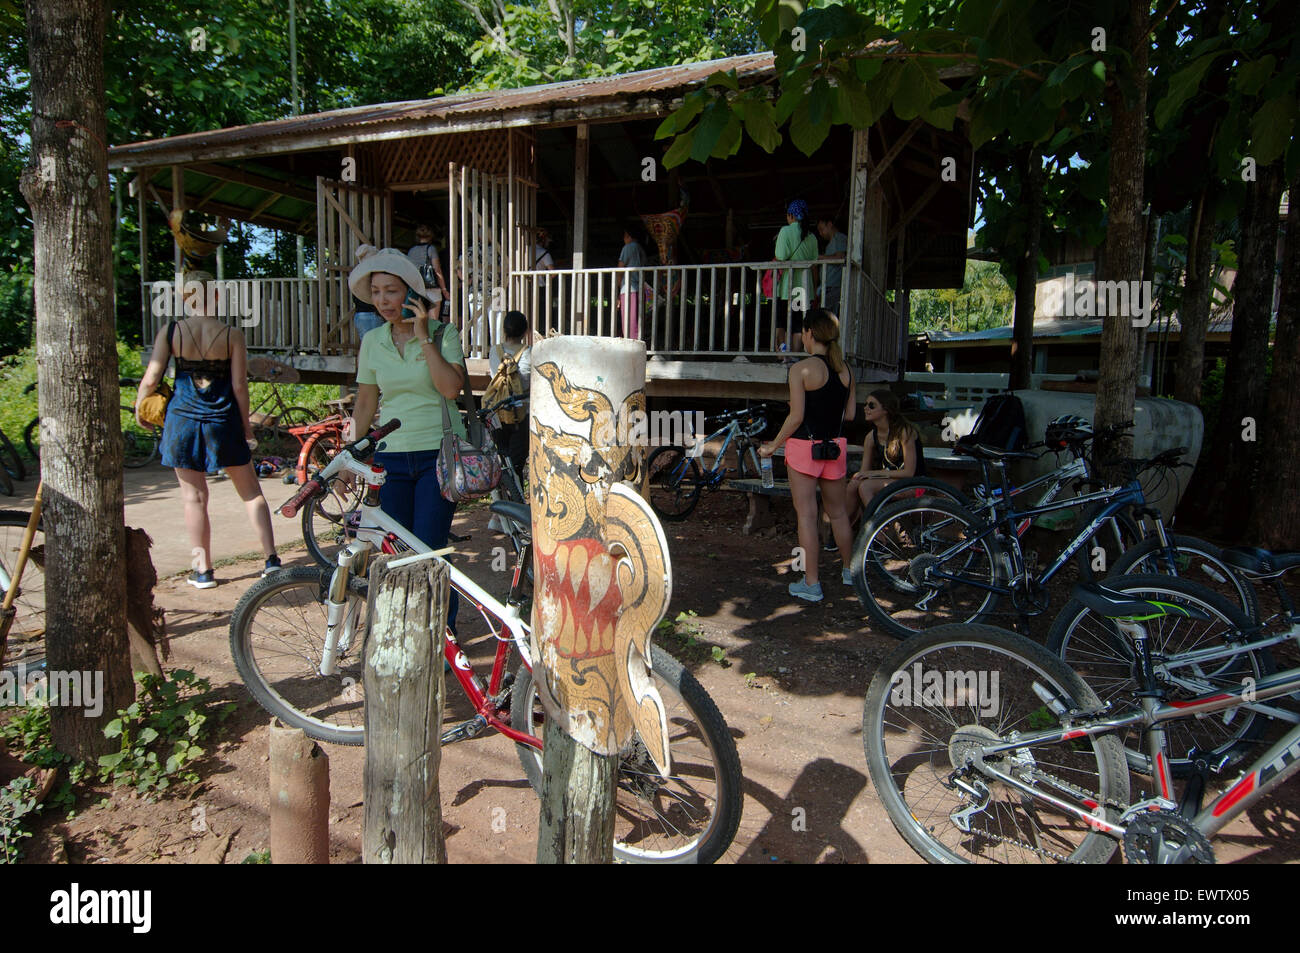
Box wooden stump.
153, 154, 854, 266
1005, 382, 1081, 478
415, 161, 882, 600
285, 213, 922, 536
362, 554, 449, 864
743, 492, 775, 535
268, 723, 330, 864
536, 719, 619, 864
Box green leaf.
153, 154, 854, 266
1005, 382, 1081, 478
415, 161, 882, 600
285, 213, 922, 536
103, 718, 123, 739
706, 70, 739, 92
1249, 93, 1297, 166
740, 99, 782, 152
892, 61, 936, 121
1155, 53, 1219, 129
1091, 60, 1106, 82
790, 98, 832, 156
689, 101, 733, 164
1235, 56, 1275, 98
655, 89, 707, 140
837, 81, 876, 128
711, 113, 743, 159
759, 0, 807, 48
662, 129, 696, 169
138, 726, 159, 745
98, 752, 126, 769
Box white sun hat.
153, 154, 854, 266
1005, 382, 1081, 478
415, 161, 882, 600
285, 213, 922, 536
348, 245, 439, 304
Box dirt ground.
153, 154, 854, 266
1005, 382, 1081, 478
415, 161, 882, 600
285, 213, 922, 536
11, 484, 1300, 865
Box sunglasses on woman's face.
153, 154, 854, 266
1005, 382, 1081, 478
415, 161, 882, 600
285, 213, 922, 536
865, 401, 881, 410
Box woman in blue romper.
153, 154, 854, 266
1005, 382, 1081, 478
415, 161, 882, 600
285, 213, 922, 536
136, 274, 280, 588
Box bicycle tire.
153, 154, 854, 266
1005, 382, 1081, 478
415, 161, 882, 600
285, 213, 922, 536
23, 418, 39, 462
120, 405, 160, 469
1109, 533, 1260, 623
0, 509, 46, 645
853, 497, 1007, 640
863, 623, 1129, 864
511, 644, 743, 864
860, 476, 976, 527
0, 461, 13, 496
1046, 573, 1271, 776
229, 566, 369, 745
645, 446, 703, 521
738, 443, 762, 482
254, 405, 317, 460
0, 428, 25, 482
298, 444, 366, 569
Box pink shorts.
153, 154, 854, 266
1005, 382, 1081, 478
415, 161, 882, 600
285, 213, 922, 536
784, 437, 848, 480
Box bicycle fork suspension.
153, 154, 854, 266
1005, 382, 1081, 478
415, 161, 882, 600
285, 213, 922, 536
320, 543, 370, 676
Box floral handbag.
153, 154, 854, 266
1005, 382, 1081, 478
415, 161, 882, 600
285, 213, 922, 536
433, 326, 501, 503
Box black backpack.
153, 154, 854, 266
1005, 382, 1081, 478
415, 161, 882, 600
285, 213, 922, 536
962, 393, 1028, 452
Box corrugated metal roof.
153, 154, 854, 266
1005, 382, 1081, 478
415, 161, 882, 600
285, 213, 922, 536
109, 52, 777, 168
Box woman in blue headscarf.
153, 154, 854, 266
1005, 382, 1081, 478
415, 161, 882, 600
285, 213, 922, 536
774, 199, 819, 345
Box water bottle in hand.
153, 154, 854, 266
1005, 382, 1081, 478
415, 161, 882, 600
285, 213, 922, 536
761, 454, 775, 489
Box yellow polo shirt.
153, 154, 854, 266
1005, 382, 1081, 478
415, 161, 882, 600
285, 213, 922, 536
356, 321, 468, 452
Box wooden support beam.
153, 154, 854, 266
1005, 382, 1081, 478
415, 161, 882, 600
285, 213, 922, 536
572, 123, 589, 270
868, 118, 925, 188
190, 162, 318, 204
191, 178, 227, 212
150, 185, 304, 232
171, 165, 184, 272
888, 179, 943, 242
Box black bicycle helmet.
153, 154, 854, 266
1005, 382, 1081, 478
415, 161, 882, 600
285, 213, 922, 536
1044, 413, 1092, 450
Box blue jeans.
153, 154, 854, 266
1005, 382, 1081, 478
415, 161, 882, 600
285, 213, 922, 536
374, 448, 459, 629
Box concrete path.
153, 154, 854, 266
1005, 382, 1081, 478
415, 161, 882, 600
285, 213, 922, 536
7, 464, 303, 577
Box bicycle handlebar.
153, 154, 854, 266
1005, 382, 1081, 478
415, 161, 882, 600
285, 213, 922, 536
278, 419, 402, 518
478, 393, 528, 419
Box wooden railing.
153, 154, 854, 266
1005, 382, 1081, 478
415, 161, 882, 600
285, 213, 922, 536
509, 258, 859, 361
140, 277, 319, 352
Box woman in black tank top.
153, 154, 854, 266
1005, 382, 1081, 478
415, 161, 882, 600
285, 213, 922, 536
848, 387, 924, 526
759, 309, 857, 603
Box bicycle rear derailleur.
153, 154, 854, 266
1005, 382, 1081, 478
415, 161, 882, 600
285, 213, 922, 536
1122, 810, 1216, 864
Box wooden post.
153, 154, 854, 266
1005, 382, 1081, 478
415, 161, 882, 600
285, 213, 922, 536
529, 335, 671, 864
171, 165, 183, 274
268, 722, 330, 864
572, 124, 589, 271
362, 553, 449, 864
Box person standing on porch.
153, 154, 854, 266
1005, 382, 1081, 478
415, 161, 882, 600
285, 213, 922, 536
534, 228, 556, 271
618, 221, 648, 340
135, 271, 280, 588
773, 199, 818, 339
406, 224, 449, 303
817, 215, 848, 316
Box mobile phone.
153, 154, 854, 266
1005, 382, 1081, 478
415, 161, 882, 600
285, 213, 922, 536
401, 289, 423, 322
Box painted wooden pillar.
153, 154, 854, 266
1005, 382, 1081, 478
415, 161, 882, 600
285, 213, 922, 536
573, 124, 589, 333
171, 165, 183, 274
528, 335, 672, 863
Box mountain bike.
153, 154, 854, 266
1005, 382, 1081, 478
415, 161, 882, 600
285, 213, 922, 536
645, 404, 768, 520
245, 357, 319, 460
0, 494, 45, 665
232, 420, 743, 863
862, 580, 1300, 864
852, 445, 1255, 639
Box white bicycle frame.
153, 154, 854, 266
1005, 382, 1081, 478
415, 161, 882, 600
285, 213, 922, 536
310, 445, 531, 682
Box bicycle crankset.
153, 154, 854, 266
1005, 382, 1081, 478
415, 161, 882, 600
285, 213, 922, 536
1123, 810, 1216, 864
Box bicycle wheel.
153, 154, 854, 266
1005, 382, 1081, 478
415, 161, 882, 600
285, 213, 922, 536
0, 461, 12, 496
737, 442, 762, 481
645, 446, 703, 521
0, 510, 46, 645
861, 476, 976, 527
863, 623, 1129, 864
1110, 533, 1260, 623
255, 405, 316, 460
298, 440, 366, 569
1047, 573, 1271, 776
119, 406, 159, 468
228, 566, 369, 745
23, 418, 39, 462
511, 645, 744, 864
0, 428, 25, 482
854, 497, 1007, 640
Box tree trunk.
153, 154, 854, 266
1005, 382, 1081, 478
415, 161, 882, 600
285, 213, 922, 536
1189, 160, 1285, 534
1247, 164, 1300, 547
18, 0, 132, 758
1173, 180, 1221, 404
1092, 0, 1150, 473
1010, 145, 1044, 390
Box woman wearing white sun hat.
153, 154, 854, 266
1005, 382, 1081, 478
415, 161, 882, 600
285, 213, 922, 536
346, 246, 467, 556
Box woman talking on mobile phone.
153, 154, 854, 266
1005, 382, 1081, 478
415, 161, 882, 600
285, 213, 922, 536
759, 309, 856, 603
346, 247, 467, 553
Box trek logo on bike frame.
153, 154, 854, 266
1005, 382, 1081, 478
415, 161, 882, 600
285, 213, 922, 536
889, 664, 999, 717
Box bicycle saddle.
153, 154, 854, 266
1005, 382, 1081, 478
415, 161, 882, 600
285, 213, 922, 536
489, 499, 530, 532
953, 439, 1038, 462
1221, 547, 1300, 578
1070, 583, 1214, 622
